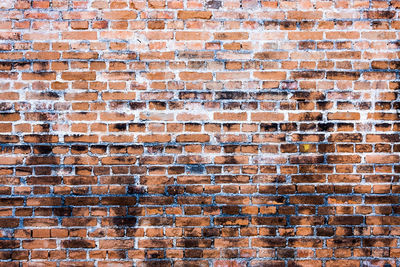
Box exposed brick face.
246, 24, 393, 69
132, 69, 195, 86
0, 0, 400, 266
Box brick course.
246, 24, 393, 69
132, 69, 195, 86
0, 0, 400, 266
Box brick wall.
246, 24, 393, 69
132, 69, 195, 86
1, 0, 400, 266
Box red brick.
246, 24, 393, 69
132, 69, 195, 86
178, 11, 212, 20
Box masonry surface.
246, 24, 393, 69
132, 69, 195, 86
0, 0, 400, 266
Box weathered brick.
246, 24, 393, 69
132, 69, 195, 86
328, 216, 363, 225
1, 2, 399, 265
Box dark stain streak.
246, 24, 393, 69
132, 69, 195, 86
41, 91, 59, 98
34, 145, 52, 154
71, 145, 87, 153
129, 102, 146, 110
261, 123, 278, 132
114, 123, 127, 131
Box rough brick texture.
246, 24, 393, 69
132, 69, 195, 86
0, 0, 400, 266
